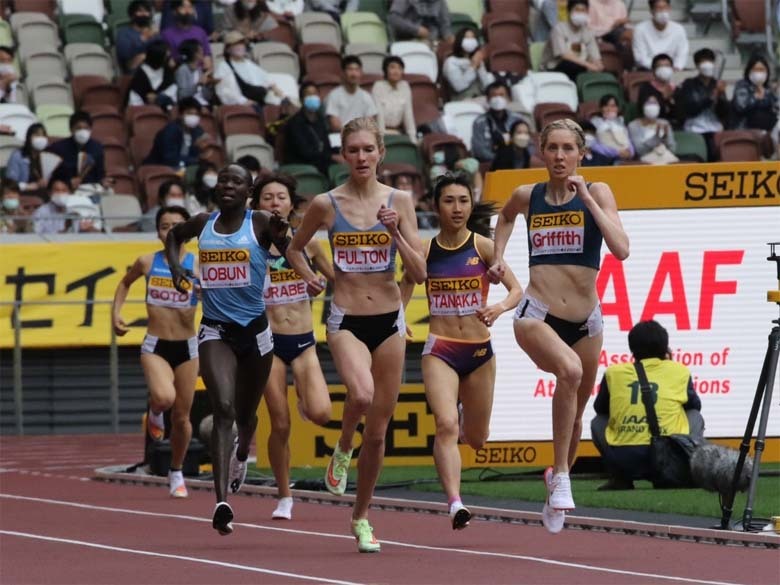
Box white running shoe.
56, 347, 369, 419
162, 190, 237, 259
548, 469, 575, 510
449, 501, 472, 530
168, 470, 188, 498
229, 438, 248, 494
272, 496, 293, 520
542, 467, 572, 534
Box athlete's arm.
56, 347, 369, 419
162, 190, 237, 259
288, 194, 331, 296
475, 235, 523, 327
306, 239, 336, 283
253, 209, 290, 252
380, 191, 426, 284
489, 184, 532, 284
567, 177, 630, 261
111, 254, 150, 336
167, 213, 209, 293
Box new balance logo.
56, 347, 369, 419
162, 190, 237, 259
466, 256, 480, 265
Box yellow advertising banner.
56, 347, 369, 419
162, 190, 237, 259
484, 161, 779, 208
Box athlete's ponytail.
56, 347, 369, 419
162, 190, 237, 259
432, 173, 496, 239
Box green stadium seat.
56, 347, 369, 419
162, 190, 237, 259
63, 17, 106, 46
279, 164, 330, 196
446, 0, 484, 25
529, 41, 545, 71
37, 104, 75, 137
0, 19, 12, 46
358, 0, 388, 21
576, 72, 623, 107
673, 131, 708, 162
328, 163, 350, 187
383, 134, 422, 171
448, 12, 478, 37
341, 12, 388, 47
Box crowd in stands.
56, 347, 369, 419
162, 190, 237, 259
0, 0, 777, 235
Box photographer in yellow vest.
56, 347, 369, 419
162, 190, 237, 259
591, 320, 705, 490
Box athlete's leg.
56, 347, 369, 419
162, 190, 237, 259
234, 348, 274, 460
264, 356, 292, 499
422, 355, 461, 502
140, 353, 176, 415
352, 333, 404, 521
169, 357, 198, 470
515, 319, 582, 474
568, 334, 603, 468
291, 346, 331, 426
459, 356, 496, 450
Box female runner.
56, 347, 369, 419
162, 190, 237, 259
112, 205, 198, 499
489, 119, 629, 533
286, 116, 427, 553
402, 173, 522, 530
166, 163, 289, 535
251, 173, 334, 520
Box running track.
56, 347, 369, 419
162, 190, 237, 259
1, 435, 778, 585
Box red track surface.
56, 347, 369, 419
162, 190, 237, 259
1, 435, 778, 585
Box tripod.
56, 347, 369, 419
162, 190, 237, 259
719, 242, 780, 531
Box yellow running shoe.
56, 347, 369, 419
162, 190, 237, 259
351, 519, 380, 553
147, 408, 164, 442
325, 444, 353, 496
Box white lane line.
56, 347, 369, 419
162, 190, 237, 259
0, 530, 363, 585
0, 494, 751, 585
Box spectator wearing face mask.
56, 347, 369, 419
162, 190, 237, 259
175, 39, 217, 106
116, 0, 159, 74
731, 53, 778, 132
590, 94, 634, 162
0, 180, 28, 233
161, 0, 214, 35
491, 120, 535, 170
637, 53, 677, 121
674, 48, 729, 161
144, 97, 208, 168
442, 27, 495, 101
194, 161, 219, 210
628, 93, 678, 164
5, 123, 49, 194
32, 178, 74, 234
215, 31, 282, 110
0, 45, 19, 104
220, 0, 279, 42
285, 82, 340, 174
141, 178, 188, 232
47, 112, 105, 189
471, 81, 523, 163
632, 0, 688, 71
161, 0, 213, 70
542, 0, 604, 82
579, 120, 616, 166
428, 144, 482, 199
127, 39, 178, 109
373, 56, 417, 143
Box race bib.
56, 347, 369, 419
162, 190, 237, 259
332, 231, 393, 273
264, 269, 309, 305
529, 211, 585, 256
428, 276, 484, 316
200, 248, 251, 288
146, 276, 193, 308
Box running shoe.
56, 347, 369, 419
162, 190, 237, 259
168, 470, 188, 499
449, 501, 472, 531
147, 408, 165, 442
213, 501, 234, 536
324, 444, 353, 496
351, 518, 381, 553
272, 496, 293, 520
229, 437, 248, 494
541, 467, 569, 534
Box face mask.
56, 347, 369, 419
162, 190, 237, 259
698, 61, 715, 78
643, 103, 661, 119
230, 45, 247, 59
303, 95, 321, 111
2, 198, 19, 211
513, 133, 530, 148
133, 14, 151, 27
584, 134, 596, 148
73, 129, 91, 145
461, 37, 479, 53
570, 12, 589, 27
242, 0, 257, 7
603, 110, 618, 120
653, 10, 670, 25
183, 114, 201, 129
654, 65, 673, 82
31, 136, 48, 151
749, 71, 767, 86
177, 13, 194, 26
489, 95, 507, 111
432, 151, 445, 164
166, 198, 185, 208
0, 64, 15, 75
203, 173, 218, 188
51, 194, 69, 208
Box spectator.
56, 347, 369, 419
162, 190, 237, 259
731, 53, 778, 132
542, 0, 603, 82
532, 0, 559, 42
193, 161, 218, 210
589, 0, 633, 67
141, 178, 187, 232
632, 0, 688, 71
373, 56, 417, 143
637, 53, 677, 120
236, 154, 263, 184
175, 38, 216, 106
675, 48, 728, 161
5, 123, 49, 194
491, 119, 535, 170
144, 97, 208, 168
389, 171, 435, 229
47, 112, 105, 189
0, 180, 27, 233
0, 45, 19, 104
115, 0, 159, 74
428, 145, 482, 200
161, 0, 213, 69
32, 178, 73, 234
388, 0, 454, 43
471, 81, 523, 163
160, 0, 214, 37
127, 39, 178, 109
591, 320, 704, 490
442, 27, 495, 101
579, 120, 615, 166
220, 0, 278, 42
590, 94, 634, 162
285, 82, 339, 174
309, 0, 358, 20
325, 56, 378, 132
266, 0, 304, 17
628, 92, 678, 164
215, 30, 282, 109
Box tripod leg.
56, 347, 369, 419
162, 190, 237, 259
719, 330, 774, 529
741, 327, 780, 531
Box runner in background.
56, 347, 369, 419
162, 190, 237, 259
489, 118, 630, 534
286, 116, 426, 553
401, 173, 522, 530
166, 163, 289, 535
111, 206, 199, 499
251, 173, 334, 520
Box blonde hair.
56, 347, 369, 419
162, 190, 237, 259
540, 118, 585, 151
341, 116, 385, 153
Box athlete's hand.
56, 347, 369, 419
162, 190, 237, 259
487, 260, 506, 284
565, 175, 592, 203
268, 210, 290, 248
306, 277, 326, 297
377, 204, 399, 235
476, 304, 502, 327
171, 265, 194, 294
112, 315, 129, 336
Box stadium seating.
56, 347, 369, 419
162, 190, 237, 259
673, 131, 708, 162
341, 13, 388, 46
100, 193, 142, 232
297, 12, 343, 49
391, 41, 438, 83
254, 42, 301, 79
442, 101, 485, 150
345, 43, 387, 76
